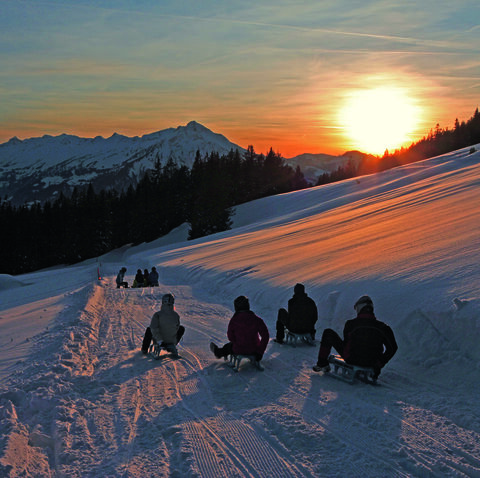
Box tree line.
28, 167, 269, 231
2, 108, 479, 276
360, 107, 480, 175
0, 147, 308, 275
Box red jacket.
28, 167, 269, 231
227, 310, 269, 356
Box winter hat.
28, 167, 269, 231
354, 295, 373, 314
294, 283, 305, 294
162, 293, 175, 305
234, 295, 250, 312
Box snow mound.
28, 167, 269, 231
0, 275, 28, 291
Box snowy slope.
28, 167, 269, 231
1, 145, 480, 477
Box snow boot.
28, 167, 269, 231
210, 342, 221, 359
312, 363, 331, 373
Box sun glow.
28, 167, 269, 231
340, 87, 421, 155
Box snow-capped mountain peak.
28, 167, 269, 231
0, 122, 244, 205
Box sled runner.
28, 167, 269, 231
149, 341, 179, 360
225, 354, 264, 372
327, 354, 377, 384
284, 330, 315, 347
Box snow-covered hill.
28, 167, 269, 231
285, 150, 375, 184
0, 121, 244, 205
1, 145, 480, 477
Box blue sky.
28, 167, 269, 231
1, 0, 479, 155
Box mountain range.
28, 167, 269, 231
0, 121, 372, 205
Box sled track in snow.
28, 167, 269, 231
3, 278, 480, 477
123, 285, 317, 477
114, 280, 480, 478
268, 345, 480, 477
163, 347, 312, 477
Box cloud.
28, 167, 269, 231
1, 0, 479, 154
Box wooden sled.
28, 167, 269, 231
284, 330, 315, 347
225, 354, 264, 372
327, 354, 377, 384
149, 342, 179, 360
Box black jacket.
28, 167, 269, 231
286, 292, 318, 334
342, 311, 397, 368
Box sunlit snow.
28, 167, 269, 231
1, 145, 480, 477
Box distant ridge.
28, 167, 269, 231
0, 121, 371, 205
0, 121, 245, 205
285, 150, 377, 184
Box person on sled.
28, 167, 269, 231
312, 295, 397, 379
149, 266, 159, 287
141, 293, 185, 354
210, 295, 269, 366
132, 269, 144, 288
275, 283, 318, 343
116, 267, 128, 288
143, 269, 150, 287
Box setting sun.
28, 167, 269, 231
340, 87, 421, 155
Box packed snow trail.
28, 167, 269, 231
1, 276, 480, 477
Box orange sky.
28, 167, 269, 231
1, 2, 479, 157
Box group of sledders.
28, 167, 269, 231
139, 279, 398, 380
115, 266, 159, 288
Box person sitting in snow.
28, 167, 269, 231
143, 269, 150, 287
141, 293, 185, 354
115, 267, 128, 288
312, 295, 397, 379
275, 283, 318, 343
132, 269, 144, 288
148, 266, 159, 287
210, 295, 269, 366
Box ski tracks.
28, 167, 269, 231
69, 281, 308, 477
139, 293, 312, 477
163, 349, 311, 478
